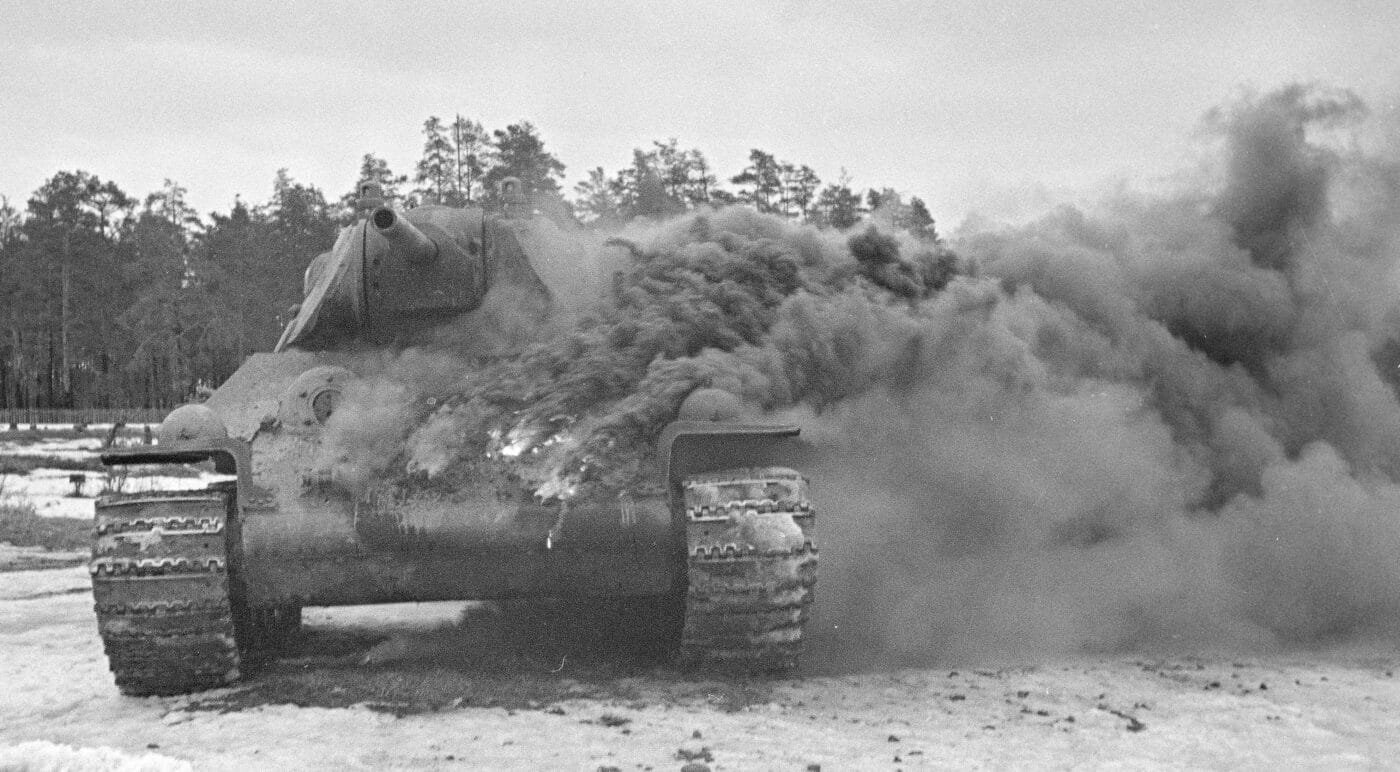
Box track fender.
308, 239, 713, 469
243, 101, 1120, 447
658, 421, 807, 513
100, 438, 256, 513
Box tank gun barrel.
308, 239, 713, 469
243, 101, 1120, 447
371, 207, 438, 264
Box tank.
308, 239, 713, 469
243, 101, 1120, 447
88, 182, 819, 695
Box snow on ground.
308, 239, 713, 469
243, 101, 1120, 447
0, 741, 192, 772
0, 565, 89, 601
1, 434, 234, 520
0, 428, 157, 459
1, 470, 233, 521
4, 433, 1398, 768
0, 436, 103, 460
4, 469, 101, 519
0, 545, 87, 573
1, 424, 156, 432
0, 566, 1398, 769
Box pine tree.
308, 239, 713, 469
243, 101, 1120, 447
730, 150, 783, 214
15, 172, 134, 407
121, 181, 205, 406
573, 167, 626, 225
780, 164, 821, 220
809, 169, 863, 229
906, 196, 939, 242
196, 197, 272, 366
340, 153, 408, 220
632, 165, 685, 219
449, 116, 489, 203
0, 196, 25, 409
414, 116, 454, 204
261, 170, 337, 343
482, 121, 567, 201
481, 121, 570, 224
684, 150, 717, 206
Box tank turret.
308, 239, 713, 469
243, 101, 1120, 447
275, 194, 551, 351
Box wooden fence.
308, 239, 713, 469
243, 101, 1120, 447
0, 408, 167, 427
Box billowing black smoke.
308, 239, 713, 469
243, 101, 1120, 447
347, 207, 961, 498
808, 83, 1400, 661
323, 83, 1400, 663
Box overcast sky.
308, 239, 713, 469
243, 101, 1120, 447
3, 1, 1398, 229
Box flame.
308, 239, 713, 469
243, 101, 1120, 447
534, 469, 580, 501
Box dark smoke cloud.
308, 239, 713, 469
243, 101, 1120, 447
805, 83, 1400, 661
385, 208, 959, 497
323, 83, 1400, 663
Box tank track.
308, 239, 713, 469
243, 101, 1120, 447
90, 490, 244, 695
679, 467, 818, 671
90, 489, 304, 696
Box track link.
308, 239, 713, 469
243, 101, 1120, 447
679, 468, 818, 671
91, 490, 244, 696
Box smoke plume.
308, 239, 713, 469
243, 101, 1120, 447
324, 83, 1400, 663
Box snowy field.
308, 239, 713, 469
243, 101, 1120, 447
4, 430, 1400, 768
4, 467, 227, 520
0, 425, 155, 450
0, 564, 1398, 769
0, 434, 105, 460
0, 429, 229, 520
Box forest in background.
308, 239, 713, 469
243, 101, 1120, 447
0, 117, 941, 411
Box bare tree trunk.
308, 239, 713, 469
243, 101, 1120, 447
46, 327, 56, 407
8, 304, 20, 410
454, 116, 463, 203
61, 229, 72, 403
171, 318, 184, 405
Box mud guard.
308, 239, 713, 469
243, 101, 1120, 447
101, 437, 256, 513
658, 421, 807, 509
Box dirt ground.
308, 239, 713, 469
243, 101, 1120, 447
1, 561, 1399, 770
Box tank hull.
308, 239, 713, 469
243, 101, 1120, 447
117, 349, 685, 606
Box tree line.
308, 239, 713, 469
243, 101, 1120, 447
0, 117, 942, 411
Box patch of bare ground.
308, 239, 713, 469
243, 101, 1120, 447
0, 455, 105, 474
0, 549, 88, 573
0, 504, 90, 560
187, 599, 776, 716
